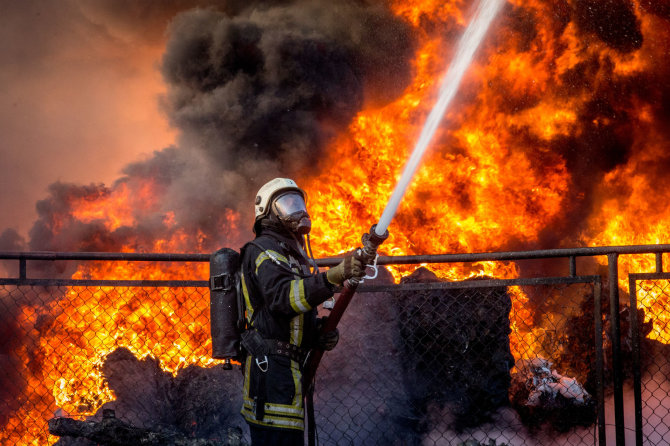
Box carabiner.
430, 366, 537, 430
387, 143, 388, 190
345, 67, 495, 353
255, 355, 269, 373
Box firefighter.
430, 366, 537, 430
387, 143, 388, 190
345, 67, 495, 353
240, 177, 365, 445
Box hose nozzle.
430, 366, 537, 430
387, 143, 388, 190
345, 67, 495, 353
347, 225, 389, 287
360, 224, 389, 264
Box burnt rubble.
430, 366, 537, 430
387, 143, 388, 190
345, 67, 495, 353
509, 283, 657, 434
51, 347, 246, 446
394, 267, 514, 433
548, 288, 655, 398
49, 409, 245, 446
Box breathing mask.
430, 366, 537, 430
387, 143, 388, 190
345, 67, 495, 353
272, 191, 312, 235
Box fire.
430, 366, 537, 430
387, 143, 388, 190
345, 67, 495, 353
578, 11, 670, 344
303, 0, 668, 366
71, 182, 136, 232
307, 0, 570, 365
584, 159, 670, 344
3, 185, 241, 444
308, 0, 573, 268
6, 0, 670, 444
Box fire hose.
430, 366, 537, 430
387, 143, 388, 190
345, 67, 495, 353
303, 225, 388, 384
302, 225, 387, 445
303, 0, 504, 444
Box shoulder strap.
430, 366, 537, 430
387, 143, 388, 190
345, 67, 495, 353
238, 240, 310, 330
243, 239, 313, 278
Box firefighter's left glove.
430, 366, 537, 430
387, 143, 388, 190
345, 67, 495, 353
326, 252, 365, 287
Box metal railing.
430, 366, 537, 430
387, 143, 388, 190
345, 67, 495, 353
1, 245, 670, 445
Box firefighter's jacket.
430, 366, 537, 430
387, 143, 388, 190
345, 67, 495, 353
240, 229, 335, 431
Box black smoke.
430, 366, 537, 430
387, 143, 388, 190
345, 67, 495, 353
160, 1, 415, 180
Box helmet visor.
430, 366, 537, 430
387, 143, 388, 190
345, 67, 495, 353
273, 192, 308, 218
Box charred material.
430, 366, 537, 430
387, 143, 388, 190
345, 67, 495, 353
52, 347, 246, 446
395, 268, 514, 432
510, 357, 595, 432
49, 409, 245, 446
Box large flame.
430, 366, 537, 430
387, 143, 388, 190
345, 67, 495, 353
5, 0, 670, 444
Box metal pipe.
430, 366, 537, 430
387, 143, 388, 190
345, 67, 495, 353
4, 243, 670, 264
319, 244, 670, 267
0, 251, 210, 262
2, 275, 602, 293
656, 252, 663, 273
0, 278, 208, 288
608, 253, 625, 445
569, 256, 576, 277
359, 275, 600, 293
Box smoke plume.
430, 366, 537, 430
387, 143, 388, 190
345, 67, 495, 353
160, 1, 414, 182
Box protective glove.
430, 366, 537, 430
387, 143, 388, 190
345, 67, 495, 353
316, 317, 339, 351
317, 328, 339, 351
326, 252, 365, 286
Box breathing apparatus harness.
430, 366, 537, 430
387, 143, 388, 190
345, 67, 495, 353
208, 226, 318, 368
240, 220, 324, 365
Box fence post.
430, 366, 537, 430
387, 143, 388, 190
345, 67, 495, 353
594, 279, 606, 446
628, 276, 643, 446
608, 253, 625, 445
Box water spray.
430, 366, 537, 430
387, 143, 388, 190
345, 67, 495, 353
306, 1, 504, 442
374, 0, 504, 237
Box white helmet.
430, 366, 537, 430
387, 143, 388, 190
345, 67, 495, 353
254, 178, 307, 222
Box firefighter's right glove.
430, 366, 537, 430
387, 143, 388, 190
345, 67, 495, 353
326, 253, 365, 287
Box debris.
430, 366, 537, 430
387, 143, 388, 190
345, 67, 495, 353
50, 347, 246, 446
48, 409, 246, 446
510, 357, 596, 432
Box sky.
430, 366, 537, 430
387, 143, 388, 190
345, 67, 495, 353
0, 1, 196, 238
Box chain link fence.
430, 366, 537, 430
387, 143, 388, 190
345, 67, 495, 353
314, 274, 601, 445
629, 275, 670, 446
1, 252, 670, 445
